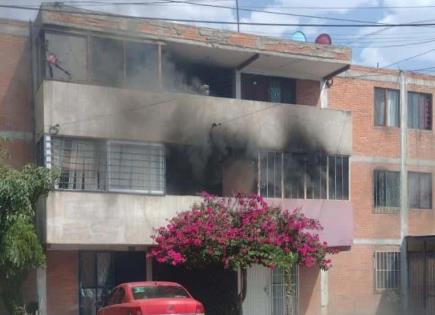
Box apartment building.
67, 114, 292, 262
0, 3, 432, 315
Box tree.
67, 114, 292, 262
149, 193, 334, 315
0, 165, 57, 314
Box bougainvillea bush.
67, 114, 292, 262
149, 193, 333, 271
149, 193, 335, 314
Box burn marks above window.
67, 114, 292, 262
259, 152, 349, 200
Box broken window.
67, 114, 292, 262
409, 172, 432, 209
374, 88, 400, 127
108, 141, 165, 194
408, 92, 432, 130
241, 74, 296, 104
374, 170, 400, 211
44, 32, 87, 81
374, 251, 400, 290
284, 154, 305, 199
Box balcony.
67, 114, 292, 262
38, 191, 352, 248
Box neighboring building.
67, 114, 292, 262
0, 3, 433, 315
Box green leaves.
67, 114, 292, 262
0, 164, 56, 314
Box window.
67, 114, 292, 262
374, 88, 400, 127
52, 137, 107, 191
44, 32, 88, 81
51, 137, 165, 194
271, 267, 298, 315
125, 41, 158, 89
259, 152, 349, 200
91, 37, 124, 85
241, 74, 296, 105
132, 286, 190, 300
374, 251, 400, 290
374, 170, 400, 211
409, 172, 432, 209
408, 92, 432, 130
108, 141, 165, 194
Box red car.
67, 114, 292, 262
97, 281, 205, 315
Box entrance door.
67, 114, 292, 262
243, 265, 298, 315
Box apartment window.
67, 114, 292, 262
374, 170, 400, 211
409, 172, 432, 209
374, 88, 400, 127
51, 137, 165, 194
91, 37, 124, 85
374, 251, 400, 290
328, 155, 349, 200
259, 151, 283, 198
108, 141, 165, 194
52, 137, 107, 191
241, 74, 296, 104
44, 32, 88, 81
125, 41, 158, 89
259, 152, 349, 200
408, 92, 432, 130
272, 267, 298, 315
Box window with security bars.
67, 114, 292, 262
51, 137, 165, 194
108, 141, 165, 194
375, 251, 400, 290
259, 152, 348, 200
374, 170, 400, 212
272, 267, 298, 315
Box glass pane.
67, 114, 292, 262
419, 173, 432, 209
387, 90, 400, 127
45, 32, 87, 81
408, 172, 420, 208
284, 154, 305, 199
374, 88, 386, 126
80, 252, 96, 288
97, 253, 114, 287
91, 37, 124, 85
306, 155, 327, 199
386, 171, 400, 208
125, 42, 158, 89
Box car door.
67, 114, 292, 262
101, 288, 122, 315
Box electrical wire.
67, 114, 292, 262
5, 4, 435, 28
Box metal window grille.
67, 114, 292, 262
374, 251, 400, 290
259, 152, 349, 201
108, 141, 165, 194
51, 137, 165, 194
373, 170, 400, 213
272, 267, 298, 315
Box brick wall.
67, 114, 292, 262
47, 251, 79, 315
0, 20, 33, 167
296, 80, 320, 106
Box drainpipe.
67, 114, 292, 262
399, 70, 409, 312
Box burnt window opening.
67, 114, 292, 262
259, 152, 348, 200
162, 56, 234, 98
39, 31, 158, 89
165, 144, 223, 196
409, 172, 432, 209
374, 88, 400, 128
374, 170, 400, 211
241, 73, 296, 105
408, 92, 432, 130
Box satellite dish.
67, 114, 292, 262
315, 33, 332, 45
291, 31, 307, 42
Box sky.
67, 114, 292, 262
2, 0, 435, 72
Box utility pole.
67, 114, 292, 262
235, 0, 240, 32
399, 70, 409, 313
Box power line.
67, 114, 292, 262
5, 4, 435, 28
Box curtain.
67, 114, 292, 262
387, 90, 400, 127
374, 88, 386, 126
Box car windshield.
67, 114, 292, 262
131, 286, 190, 300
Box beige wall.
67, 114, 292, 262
36, 81, 352, 155
43, 191, 201, 245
